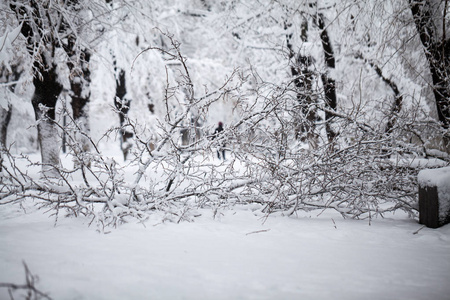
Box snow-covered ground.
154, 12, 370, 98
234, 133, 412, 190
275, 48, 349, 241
1, 198, 449, 300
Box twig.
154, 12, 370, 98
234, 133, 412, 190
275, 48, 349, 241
0, 261, 53, 300
412, 225, 426, 235
331, 218, 337, 229
246, 229, 271, 235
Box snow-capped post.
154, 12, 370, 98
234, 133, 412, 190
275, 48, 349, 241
418, 167, 450, 228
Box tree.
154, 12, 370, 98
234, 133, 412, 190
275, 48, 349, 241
315, 11, 337, 143
113, 65, 133, 161
10, 1, 64, 177
286, 17, 319, 149
409, 0, 450, 150
9, 0, 108, 175
68, 49, 92, 159
61, 1, 94, 159
1, 0, 449, 228
0, 63, 22, 171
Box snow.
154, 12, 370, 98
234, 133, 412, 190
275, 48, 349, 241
418, 166, 450, 188
0, 23, 23, 72
1, 201, 450, 300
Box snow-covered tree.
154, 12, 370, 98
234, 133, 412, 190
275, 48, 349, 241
0, 0, 449, 227
6, 0, 110, 176
409, 0, 450, 151
0, 23, 25, 169
8, 1, 63, 176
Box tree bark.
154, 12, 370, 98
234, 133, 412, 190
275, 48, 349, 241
61, 0, 92, 157
367, 61, 403, 134
316, 13, 337, 143
0, 104, 12, 172
114, 67, 133, 161
11, 1, 63, 176
409, 0, 450, 150
0, 64, 22, 171
0, 104, 12, 152
286, 19, 318, 149
69, 49, 92, 157
31, 61, 63, 177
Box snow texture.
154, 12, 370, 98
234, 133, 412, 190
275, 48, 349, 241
418, 167, 450, 187
1, 201, 450, 300
0, 23, 22, 71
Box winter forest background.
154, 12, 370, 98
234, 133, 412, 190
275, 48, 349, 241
0, 0, 449, 299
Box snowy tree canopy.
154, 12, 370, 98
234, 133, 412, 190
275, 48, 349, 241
0, 0, 448, 226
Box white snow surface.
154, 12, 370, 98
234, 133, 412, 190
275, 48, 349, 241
1, 201, 450, 300
418, 166, 450, 188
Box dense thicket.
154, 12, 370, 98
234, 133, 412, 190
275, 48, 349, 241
0, 0, 448, 227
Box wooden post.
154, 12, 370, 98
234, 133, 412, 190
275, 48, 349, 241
418, 167, 450, 228
419, 185, 440, 228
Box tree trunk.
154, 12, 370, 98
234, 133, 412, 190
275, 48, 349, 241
11, 1, 63, 176
31, 62, 63, 177
409, 0, 450, 150
114, 67, 133, 161
0, 104, 12, 172
69, 49, 92, 158
0, 104, 12, 151
286, 19, 318, 149
365, 61, 403, 134
316, 13, 337, 143
0, 64, 21, 171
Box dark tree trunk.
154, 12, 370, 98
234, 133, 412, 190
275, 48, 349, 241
114, 69, 129, 123
286, 19, 318, 149
367, 62, 403, 134
409, 0, 450, 129
11, 1, 63, 176
409, 0, 450, 152
316, 13, 337, 143
114, 68, 133, 160
0, 104, 12, 172
68, 49, 92, 156
0, 63, 22, 167
31, 61, 63, 176
54, 0, 93, 158
59, 0, 92, 157
0, 104, 12, 151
